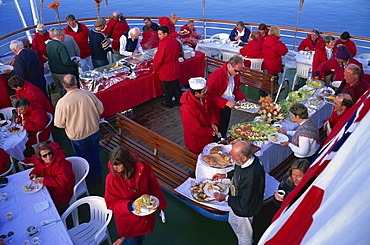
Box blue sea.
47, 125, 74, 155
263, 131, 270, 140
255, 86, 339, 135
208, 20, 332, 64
0, 0, 369, 38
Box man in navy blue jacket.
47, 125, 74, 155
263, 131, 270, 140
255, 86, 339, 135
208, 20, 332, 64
229, 21, 251, 43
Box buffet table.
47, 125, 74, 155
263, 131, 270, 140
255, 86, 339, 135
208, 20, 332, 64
95, 51, 205, 118
0, 169, 73, 244
0, 123, 28, 161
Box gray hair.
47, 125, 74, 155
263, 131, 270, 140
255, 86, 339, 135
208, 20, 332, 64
10, 40, 23, 51
346, 64, 361, 76
169, 13, 178, 18
237, 141, 253, 159
187, 20, 194, 24
15, 98, 30, 108
53, 28, 64, 37
228, 55, 243, 66
236, 21, 245, 27
129, 27, 140, 36
48, 27, 57, 36
269, 26, 280, 37
324, 35, 335, 44
61, 74, 77, 88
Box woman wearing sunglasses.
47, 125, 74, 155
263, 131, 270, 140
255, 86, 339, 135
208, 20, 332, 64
26, 142, 75, 214
105, 146, 167, 245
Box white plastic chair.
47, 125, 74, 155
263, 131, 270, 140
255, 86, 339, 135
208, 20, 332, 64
243, 58, 264, 71
210, 33, 230, 42
36, 112, 54, 144
0, 107, 15, 120
221, 51, 237, 61
0, 163, 14, 176
357, 53, 370, 60
196, 47, 221, 60
282, 50, 298, 82
61, 196, 112, 245
292, 62, 312, 90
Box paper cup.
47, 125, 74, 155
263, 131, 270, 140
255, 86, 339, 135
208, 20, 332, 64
277, 190, 285, 199
5, 212, 13, 221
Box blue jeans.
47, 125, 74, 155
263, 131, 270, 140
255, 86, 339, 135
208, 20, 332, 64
123, 235, 145, 245
70, 131, 102, 182
92, 59, 109, 69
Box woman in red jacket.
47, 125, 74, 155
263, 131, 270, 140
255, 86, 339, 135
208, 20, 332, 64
263, 26, 288, 77
26, 142, 75, 214
239, 31, 263, 68
105, 146, 167, 245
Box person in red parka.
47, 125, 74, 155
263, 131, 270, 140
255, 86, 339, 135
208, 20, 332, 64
153, 26, 182, 108
263, 26, 288, 76
180, 20, 202, 49
207, 55, 246, 138
0, 75, 11, 109
64, 14, 93, 71
8, 75, 54, 114
257, 23, 269, 43
159, 13, 180, 38
312, 35, 337, 86
103, 12, 130, 54
298, 29, 325, 51
141, 26, 159, 50
31, 24, 51, 64
14, 98, 50, 146
105, 146, 167, 245
0, 149, 10, 176
335, 31, 357, 57
180, 78, 218, 154
25, 142, 75, 214
240, 31, 264, 68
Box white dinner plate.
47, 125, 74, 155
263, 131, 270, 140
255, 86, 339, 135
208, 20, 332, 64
331, 81, 342, 88
22, 181, 43, 194
203, 181, 229, 198
268, 133, 289, 144
132, 195, 159, 216
0, 120, 11, 128
0, 65, 13, 74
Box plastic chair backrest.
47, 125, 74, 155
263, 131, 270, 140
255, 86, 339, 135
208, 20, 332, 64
221, 51, 237, 62
244, 58, 264, 71
66, 156, 90, 203
296, 62, 312, 78
357, 53, 370, 60
35, 112, 54, 144
0, 163, 14, 176
283, 50, 298, 65
210, 33, 230, 41
0, 107, 16, 120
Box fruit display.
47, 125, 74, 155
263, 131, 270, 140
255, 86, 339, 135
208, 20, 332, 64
228, 122, 276, 141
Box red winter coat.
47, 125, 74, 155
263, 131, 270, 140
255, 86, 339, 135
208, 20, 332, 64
207, 63, 246, 124
0, 75, 11, 109
141, 29, 159, 50
315, 57, 364, 81
263, 36, 288, 74
0, 149, 10, 176
180, 24, 200, 49
104, 159, 167, 238
324, 108, 350, 129
27, 142, 75, 206
31, 32, 50, 63
16, 101, 49, 146
64, 22, 91, 59
159, 17, 179, 38
180, 91, 217, 153
258, 29, 269, 43
153, 35, 181, 81
335, 39, 357, 57
312, 47, 337, 77
239, 39, 264, 68
298, 35, 324, 51
103, 19, 130, 51
16, 81, 54, 114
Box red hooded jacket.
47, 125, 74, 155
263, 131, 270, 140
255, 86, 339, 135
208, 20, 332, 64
312, 47, 337, 77
180, 90, 217, 153
153, 35, 181, 81
141, 29, 159, 50
180, 24, 200, 49
258, 29, 269, 43
27, 142, 75, 206
239, 39, 264, 68
207, 63, 246, 124
159, 17, 179, 38
315, 57, 364, 81
0, 149, 10, 176
335, 39, 357, 57
0, 75, 11, 109
263, 36, 288, 74
31, 31, 50, 63
103, 18, 130, 51
16, 81, 54, 114
104, 159, 167, 238
298, 35, 325, 51
64, 22, 91, 59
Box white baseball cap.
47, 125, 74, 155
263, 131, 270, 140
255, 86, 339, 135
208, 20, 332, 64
189, 77, 206, 90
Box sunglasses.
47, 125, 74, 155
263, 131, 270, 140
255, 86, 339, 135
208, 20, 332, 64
112, 162, 122, 166
41, 151, 53, 158
231, 65, 241, 73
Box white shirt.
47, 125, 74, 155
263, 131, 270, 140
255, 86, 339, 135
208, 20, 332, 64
325, 46, 333, 60
119, 35, 143, 56
221, 72, 236, 101
287, 121, 320, 158
237, 29, 245, 37
70, 25, 78, 33
240, 155, 255, 168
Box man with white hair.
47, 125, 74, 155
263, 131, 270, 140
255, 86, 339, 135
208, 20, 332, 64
9, 40, 47, 96
180, 77, 218, 154
119, 27, 143, 57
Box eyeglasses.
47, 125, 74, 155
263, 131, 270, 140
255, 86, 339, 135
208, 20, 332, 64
112, 162, 123, 166
41, 151, 53, 158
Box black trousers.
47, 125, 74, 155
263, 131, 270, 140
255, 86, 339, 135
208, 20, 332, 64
218, 106, 232, 138
161, 79, 181, 107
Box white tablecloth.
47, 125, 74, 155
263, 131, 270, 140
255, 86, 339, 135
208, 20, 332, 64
196, 39, 241, 55
0, 124, 28, 160
0, 169, 73, 244
295, 51, 314, 65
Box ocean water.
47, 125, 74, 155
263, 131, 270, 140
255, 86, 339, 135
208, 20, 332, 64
1, 0, 369, 38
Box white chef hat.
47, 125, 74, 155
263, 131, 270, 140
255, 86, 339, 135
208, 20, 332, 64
189, 77, 206, 90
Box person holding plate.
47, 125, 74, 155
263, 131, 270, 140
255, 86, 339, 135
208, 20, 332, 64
212, 141, 265, 245
105, 146, 167, 245
25, 142, 75, 214
277, 103, 320, 161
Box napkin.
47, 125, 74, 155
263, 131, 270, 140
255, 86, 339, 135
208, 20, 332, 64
33, 200, 49, 213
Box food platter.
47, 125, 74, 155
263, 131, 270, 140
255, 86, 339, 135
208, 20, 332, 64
228, 122, 276, 141
22, 181, 43, 194
268, 133, 289, 144
8, 125, 23, 133
190, 180, 229, 202
325, 95, 336, 104
132, 195, 159, 216
234, 101, 260, 113
306, 79, 324, 89
200, 143, 233, 168
309, 98, 324, 107
204, 181, 229, 197
0, 65, 13, 74
0, 120, 11, 128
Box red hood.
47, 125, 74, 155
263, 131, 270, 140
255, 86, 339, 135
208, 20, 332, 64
264, 36, 282, 48
180, 89, 205, 105
23, 142, 67, 168
21, 100, 43, 117
159, 17, 174, 28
